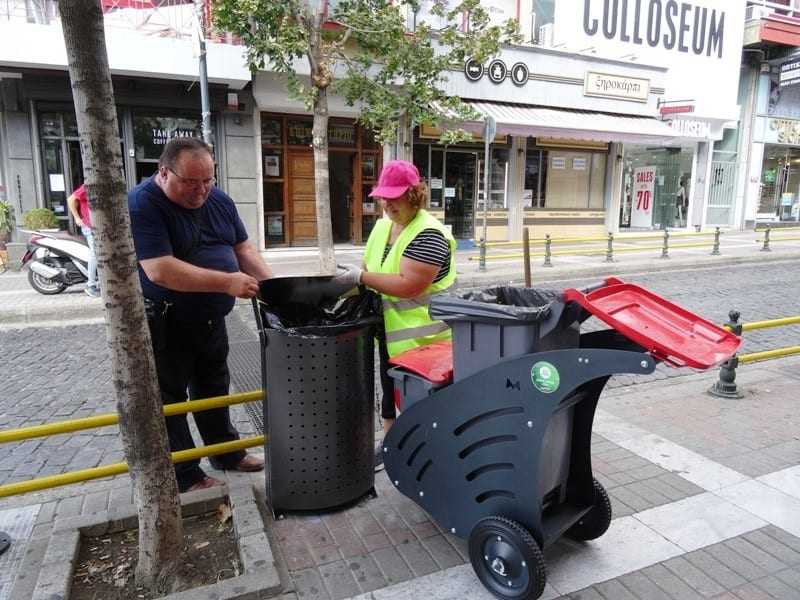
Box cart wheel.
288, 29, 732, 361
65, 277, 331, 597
468, 516, 546, 600
566, 478, 612, 541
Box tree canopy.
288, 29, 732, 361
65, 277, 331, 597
213, 0, 520, 144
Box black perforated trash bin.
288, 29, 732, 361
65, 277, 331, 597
253, 277, 380, 514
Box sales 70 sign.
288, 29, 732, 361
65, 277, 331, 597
631, 166, 656, 228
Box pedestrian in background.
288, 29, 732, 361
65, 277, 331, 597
66, 184, 100, 298
128, 137, 272, 492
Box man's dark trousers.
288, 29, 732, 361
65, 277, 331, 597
147, 309, 245, 491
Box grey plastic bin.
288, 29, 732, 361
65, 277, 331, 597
429, 287, 580, 381
387, 366, 448, 411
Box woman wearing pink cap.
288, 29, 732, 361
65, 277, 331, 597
335, 160, 457, 468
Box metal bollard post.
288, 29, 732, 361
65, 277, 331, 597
543, 234, 553, 267
605, 231, 614, 263
479, 238, 487, 272
522, 227, 532, 287
661, 229, 670, 259
762, 225, 772, 252
711, 227, 721, 256
709, 310, 744, 399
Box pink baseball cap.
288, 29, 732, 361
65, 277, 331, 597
369, 160, 420, 200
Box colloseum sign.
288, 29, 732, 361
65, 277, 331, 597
555, 0, 745, 121
582, 0, 726, 58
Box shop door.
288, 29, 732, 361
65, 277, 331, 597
444, 151, 477, 239
42, 140, 84, 230
287, 151, 317, 244
329, 152, 354, 243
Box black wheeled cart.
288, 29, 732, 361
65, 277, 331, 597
383, 277, 741, 600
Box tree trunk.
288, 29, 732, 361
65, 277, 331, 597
59, 0, 183, 589
309, 10, 336, 274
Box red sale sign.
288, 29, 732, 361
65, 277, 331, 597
631, 166, 656, 228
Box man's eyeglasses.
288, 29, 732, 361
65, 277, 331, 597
165, 167, 216, 188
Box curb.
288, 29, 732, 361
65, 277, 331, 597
19, 483, 282, 600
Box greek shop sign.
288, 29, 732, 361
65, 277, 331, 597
584, 71, 649, 102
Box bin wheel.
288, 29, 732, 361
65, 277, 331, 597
566, 478, 612, 541
0, 531, 10, 556
468, 516, 546, 600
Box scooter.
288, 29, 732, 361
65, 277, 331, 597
19, 228, 89, 294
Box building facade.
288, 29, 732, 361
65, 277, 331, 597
736, 0, 800, 227
0, 1, 749, 251
0, 1, 259, 239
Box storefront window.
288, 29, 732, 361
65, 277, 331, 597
287, 119, 313, 146
39, 113, 62, 137
621, 145, 693, 228
132, 112, 208, 183
759, 145, 800, 221
524, 142, 548, 208
478, 147, 510, 209
261, 118, 282, 145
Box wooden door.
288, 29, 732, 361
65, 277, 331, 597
287, 151, 316, 244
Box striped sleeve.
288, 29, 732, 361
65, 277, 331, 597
402, 228, 451, 283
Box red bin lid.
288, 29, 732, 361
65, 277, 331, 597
563, 278, 741, 369
388, 341, 454, 385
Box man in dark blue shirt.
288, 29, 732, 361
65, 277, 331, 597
129, 137, 272, 492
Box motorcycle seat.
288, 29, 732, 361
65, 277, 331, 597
42, 231, 88, 245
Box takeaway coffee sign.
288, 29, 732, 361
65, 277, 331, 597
464, 58, 530, 86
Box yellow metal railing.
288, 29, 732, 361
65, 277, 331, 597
0, 390, 262, 444
474, 228, 724, 268
0, 390, 265, 497
0, 436, 265, 498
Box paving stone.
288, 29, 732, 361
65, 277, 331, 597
361, 531, 392, 552
641, 563, 704, 600
704, 544, 768, 583
317, 559, 361, 600
723, 537, 788, 574
729, 582, 775, 600
309, 544, 342, 566
420, 534, 464, 570
662, 555, 727, 597
291, 567, 328, 600
345, 553, 386, 594
54, 494, 83, 520
81, 490, 108, 515
394, 539, 437, 578
328, 526, 368, 559
569, 587, 607, 600
774, 567, 800, 591
370, 546, 413, 586
593, 579, 638, 600
617, 570, 673, 600
751, 574, 798, 599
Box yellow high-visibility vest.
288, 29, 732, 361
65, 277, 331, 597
364, 209, 457, 357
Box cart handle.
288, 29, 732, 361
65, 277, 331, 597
578, 277, 625, 295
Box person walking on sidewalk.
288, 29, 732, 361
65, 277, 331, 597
66, 184, 100, 298
334, 160, 457, 469
129, 137, 273, 493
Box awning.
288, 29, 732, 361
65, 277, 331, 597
462, 101, 678, 145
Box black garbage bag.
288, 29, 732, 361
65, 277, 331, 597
258, 276, 381, 336
430, 286, 563, 324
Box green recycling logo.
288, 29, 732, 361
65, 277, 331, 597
531, 361, 560, 394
